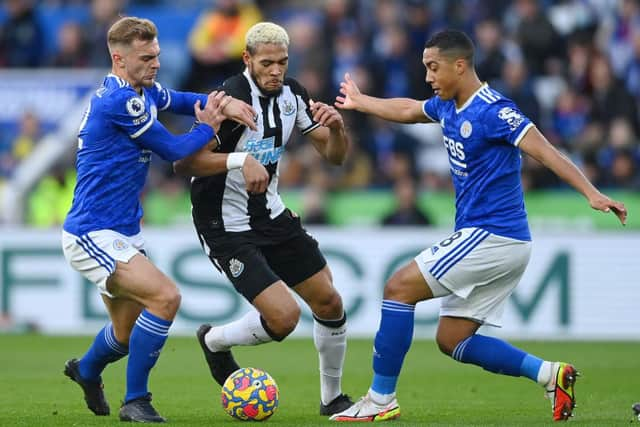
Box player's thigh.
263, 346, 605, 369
107, 253, 178, 308
252, 281, 300, 328
384, 260, 434, 304
62, 229, 141, 297
213, 243, 282, 303
293, 265, 343, 317
265, 228, 327, 290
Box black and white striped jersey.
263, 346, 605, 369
190, 69, 320, 232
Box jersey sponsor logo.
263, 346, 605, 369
431, 245, 440, 254
126, 96, 146, 117
229, 257, 244, 278
281, 99, 295, 116
460, 120, 472, 138
498, 107, 524, 131
443, 135, 467, 168
244, 136, 284, 165
113, 239, 129, 251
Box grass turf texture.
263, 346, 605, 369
0, 335, 638, 426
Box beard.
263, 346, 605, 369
249, 70, 283, 97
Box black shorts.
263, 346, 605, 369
195, 209, 327, 302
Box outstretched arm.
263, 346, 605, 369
307, 99, 349, 165
173, 148, 269, 194
335, 73, 432, 124
519, 127, 627, 225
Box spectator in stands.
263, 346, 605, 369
0, 0, 45, 67
551, 87, 589, 149
588, 52, 640, 135
606, 147, 640, 189
84, 0, 125, 68
474, 19, 508, 84
0, 111, 41, 180
381, 176, 432, 226
361, 117, 421, 187
49, 21, 89, 67
494, 59, 541, 126
28, 164, 75, 227
12, 111, 41, 164
512, 0, 565, 76
182, 0, 261, 92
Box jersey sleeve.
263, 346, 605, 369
422, 97, 440, 122
148, 81, 208, 116
482, 100, 534, 147
108, 88, 155, 139
287, 78, 320, 135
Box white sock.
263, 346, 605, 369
537, 361, 553, 386
314, 314, 347, 405
205, 310, 273, 352
368, 388, 395, 405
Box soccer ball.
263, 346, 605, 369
221, 367, 279, 421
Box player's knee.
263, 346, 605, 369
310, 290, 343, 320
383, 269, 416, 304
152, 287, 181, 320
264, 305, 300, 339
436, 337, 455, 356
435, 331, 458, 356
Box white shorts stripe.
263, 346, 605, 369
81, 235, 116, 272
62, 229, 145, 297
76, 237, 114, 273
432, 230, 490, 279
430, 229, 487, 278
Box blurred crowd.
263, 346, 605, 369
1, 0, 640, 227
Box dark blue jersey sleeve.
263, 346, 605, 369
423, 97, 440, 122
148, 82, 208, 115
135, 120, 215, 162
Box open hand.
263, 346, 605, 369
335, 72, 361, 110
590, 193, 628, 225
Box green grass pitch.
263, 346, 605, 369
0, 334, 638, 426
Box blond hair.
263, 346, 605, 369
245, 22, 289, 54
107, 16, 157, 53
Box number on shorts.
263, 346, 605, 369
439, 231, 462, 247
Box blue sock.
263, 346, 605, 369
125, 310, 171, 402
520, 354, 544, 382
452, 334, 528, 377
79, 323, 129, 381
371, 300, 415, 395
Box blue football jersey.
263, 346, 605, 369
63, 74, 208, 236
423, 83, 533, 241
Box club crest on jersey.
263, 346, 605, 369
113, 239, 129, 251
282, 99, 295, 116
229, 258, 244, 278
126, 96, 146, 117
460, 120, 472, 138
498, 107, 524, 131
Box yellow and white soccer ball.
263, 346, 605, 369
221, 367, 279, 421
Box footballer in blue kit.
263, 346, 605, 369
60, 16, 256, 423
331, 29, 627, 422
